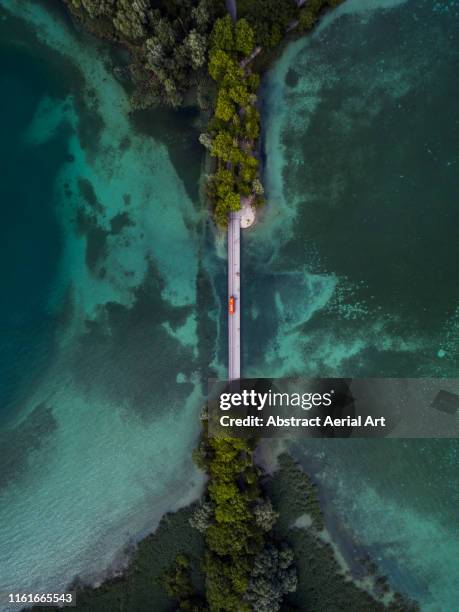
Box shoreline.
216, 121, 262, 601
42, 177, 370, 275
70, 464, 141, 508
32, 450, 413, 612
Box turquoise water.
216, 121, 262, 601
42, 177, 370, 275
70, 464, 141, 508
0, 2, 215, 603
255, 0, 459, 609
0, 40, 65, 420
1, 0, 458, 610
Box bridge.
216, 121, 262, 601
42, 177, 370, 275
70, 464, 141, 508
228, 211, 241, 381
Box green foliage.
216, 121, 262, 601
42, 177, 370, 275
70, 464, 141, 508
245, 544, 298, 612
192, 440, 211, 472
161, 554, 195, 601
189, 501, 214, 534
239, 152, 259, 185
66, 0, 346, 113
246, 72, 260, 92
254, 498, 279, 532
69, 0, 345, 221
213, 167, 234, 193
203, 552, 251, 612
185, 30, 208, 69
297, 0, 346, 33
196, 77, 217, 111
208, 49, 236, 82
298, 8, 318, 32
210, 15, 234, 52
210, 130, 240, 163
238, 0, 296, 48
262, 454, 419, 612
208, 50, 244, 89
209, 482, 250, 523
199, 132, 213, 151
65, 0, 225, 108
252, 177, 264, 196
190, 435, 272, 609
235, 18, 255, 55
161, 554, 210, 611
67, 0, 115, 19
206, 14, 262, 225
214, 200, 230, 227
215, 89, 236, 121
242, 105, 260, 140
113, 0, 149, 40
192, 1, 211, 31
187, 430, 301, 611
220, 191, 241, 213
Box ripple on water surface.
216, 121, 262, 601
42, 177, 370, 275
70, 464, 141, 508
0, 1, 210, 603
255, 0, 459, 609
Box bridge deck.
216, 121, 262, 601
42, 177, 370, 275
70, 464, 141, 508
228, 211, 241, 381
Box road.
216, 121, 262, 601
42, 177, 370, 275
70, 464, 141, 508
226, 0, 237, 22
228, 211, 241, 381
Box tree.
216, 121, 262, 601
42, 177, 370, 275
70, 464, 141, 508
215, 200, 230, 227
228, 82, 250, 106
254, 498, 278, 531
215, 165, 235, 182
163, 77, 183, 107
145, 37, 165, 67
246, 72, 260, 92
70, 0, 115, 18
185, 29, 207, 69
252, 178, 264, 196
211, 130, 240, 163
154, 17, 177, 47
221, 62, 245, 89
269, 23, 282, 48
242, 105, 260, 139
196, 78, 216, 111
215, 89, 236, 121
204, 553, 251, 612
161, 554, 194, 600
210, 15, 234, 52
208, 45, 245, 88
235, 19, 255, 56
113, 0, 149, 40
245, 544, 298, 612
239, 152, 259, 184
208, 48, 233, 81
213, 167, 236, 200
189, 501, 213, 533
299, 8, 317, 32
209, 480, 250, 522
192, 0, 211, 31
199, 132, 213, 150
240, 0, 296, 48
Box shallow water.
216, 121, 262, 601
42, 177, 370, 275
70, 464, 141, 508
250, 0, 459, 378
0, 1, 216, 602
257, 0, 459, 609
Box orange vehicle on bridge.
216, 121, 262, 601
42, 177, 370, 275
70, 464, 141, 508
229, 296, 235, 315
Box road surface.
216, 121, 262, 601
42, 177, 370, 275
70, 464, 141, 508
226, 0, 237, 22
228, 211, 241, 381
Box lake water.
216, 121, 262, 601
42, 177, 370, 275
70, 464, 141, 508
254, 0, 459, 609
0, 0, 214, 601
0, 0, 458, 610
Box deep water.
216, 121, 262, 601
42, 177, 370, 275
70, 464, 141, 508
0, 41, 66, 421
255, 0, 459, 609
